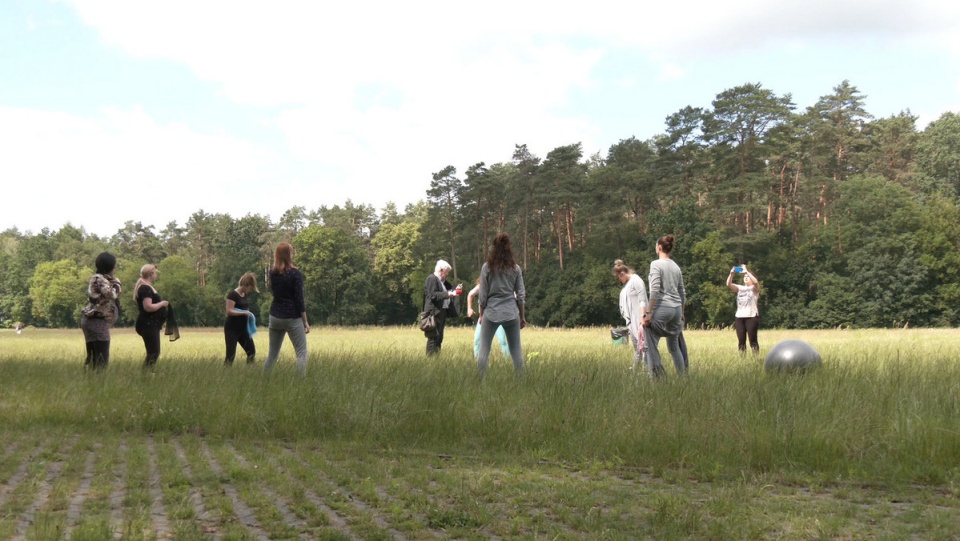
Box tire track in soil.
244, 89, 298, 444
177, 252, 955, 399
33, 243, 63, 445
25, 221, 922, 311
281, 447, 413, 541
108, 439, 128, 540
64, 447, 98, 539
199, 439, 272, 541
270, 448, 360, 541
171, 437, 222, 540
145, 436, 173, 539
0, 440, 19, 462
12, 435, 78, 541
0, 441, 43, 510
224, 443, 313, 541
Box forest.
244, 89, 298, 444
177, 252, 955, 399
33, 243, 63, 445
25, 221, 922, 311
3, 80, 960, 330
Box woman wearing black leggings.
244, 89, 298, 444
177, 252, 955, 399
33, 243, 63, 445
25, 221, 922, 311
726, 264, 761, 354
134, 264, 169, 367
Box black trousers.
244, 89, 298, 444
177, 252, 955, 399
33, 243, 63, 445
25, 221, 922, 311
136, 322, 162, 366
735, 316, 760, 353
84, 340, 110, 370
225, 328, 256, 365
425, 311, 447, 356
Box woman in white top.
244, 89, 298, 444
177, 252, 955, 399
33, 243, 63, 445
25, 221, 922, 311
726, 264, 761, 354
613, 259, 648, 371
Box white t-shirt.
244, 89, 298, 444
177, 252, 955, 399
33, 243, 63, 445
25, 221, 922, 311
735, 284, 759, 318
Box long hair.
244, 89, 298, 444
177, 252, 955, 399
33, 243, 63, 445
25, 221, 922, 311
486, 233, 516, 274
271, 242, 296, 274
133, 264, 157, 302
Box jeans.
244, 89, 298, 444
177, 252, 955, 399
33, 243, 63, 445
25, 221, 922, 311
477, 317, 524, 375
473, 322, 510, 358
263, 316, 308, 376
643, 305, 687, 378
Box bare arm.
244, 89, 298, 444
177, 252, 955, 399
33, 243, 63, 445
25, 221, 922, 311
726, 268, 739, 292
467, 285, 480, 318
742, 264, 761, 293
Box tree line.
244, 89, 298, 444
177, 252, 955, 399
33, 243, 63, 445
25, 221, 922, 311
3, 80, 960, 330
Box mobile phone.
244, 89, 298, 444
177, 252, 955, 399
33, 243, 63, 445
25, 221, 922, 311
733, 266, 743, 273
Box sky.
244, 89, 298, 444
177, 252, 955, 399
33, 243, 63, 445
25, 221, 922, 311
2, 0, 959, 237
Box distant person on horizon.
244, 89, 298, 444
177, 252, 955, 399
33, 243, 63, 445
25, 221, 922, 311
477, 233, 526, 376
262, 242, 310, 376
224, 272, 259, 366
726, 264, 761, 354
80, 252, 122, 370
134, 263, 169, 368
642, 235, 689, 378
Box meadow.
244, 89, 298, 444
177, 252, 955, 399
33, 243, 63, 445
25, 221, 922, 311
1, 326, 959, 540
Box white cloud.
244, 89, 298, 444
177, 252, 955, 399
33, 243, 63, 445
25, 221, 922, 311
8, 0, 957, 236
0, 106, 281, 235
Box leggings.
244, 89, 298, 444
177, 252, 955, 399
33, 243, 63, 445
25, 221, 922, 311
734, 316, 760, 353
136, 323, 162, 366
84, 340, 111, 370
225, 328, 256, 365
477, 317, 524, 375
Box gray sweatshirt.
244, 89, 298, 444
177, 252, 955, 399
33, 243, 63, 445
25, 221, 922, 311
648, 258, 685, 308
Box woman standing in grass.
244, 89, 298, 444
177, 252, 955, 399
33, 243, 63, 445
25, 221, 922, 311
613, 259, 647, 371
263, 242, 310, 376
642, 235, 688, 378
80, 252, 122, 370
224, 272, 259, 366
477, 233, 526, 375
726, 264, 761, 354
134, 264, 169, 368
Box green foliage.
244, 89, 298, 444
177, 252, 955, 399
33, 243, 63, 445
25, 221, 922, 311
296, 225, 375, 325
28, 259, 87, 327
4, 82, 960, 329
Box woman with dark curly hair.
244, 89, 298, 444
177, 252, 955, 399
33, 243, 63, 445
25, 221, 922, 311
80, 252, 122, 370
477, 233, 526, 375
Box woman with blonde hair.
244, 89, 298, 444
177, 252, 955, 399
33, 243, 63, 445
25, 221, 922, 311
726, 264, 762, 354
263, 242, 310, 376
134, 263, 169, 367
224, 272, 260, 366
613, 259, 648, 371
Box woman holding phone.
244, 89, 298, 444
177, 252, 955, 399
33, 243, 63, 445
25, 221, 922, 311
726, 264, 761, 354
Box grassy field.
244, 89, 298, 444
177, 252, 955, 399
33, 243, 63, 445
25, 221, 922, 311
1, 325, 959, 540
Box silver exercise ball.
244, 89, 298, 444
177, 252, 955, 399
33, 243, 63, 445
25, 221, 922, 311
764, 339, 822, 373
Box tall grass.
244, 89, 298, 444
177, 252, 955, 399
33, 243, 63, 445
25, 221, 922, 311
2, 326, 959, 485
